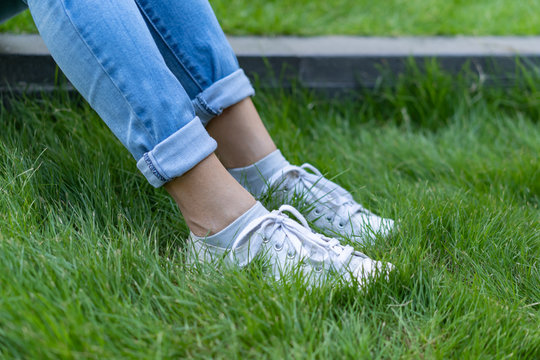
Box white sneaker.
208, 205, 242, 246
264, 164, 395, 243
187, 205, 393, 286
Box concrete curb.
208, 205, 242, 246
2, 34, 540, 93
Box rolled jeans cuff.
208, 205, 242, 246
192, 69, 255, 126
136, 117, 217, 187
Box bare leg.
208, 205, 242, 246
164, 154, 256, 236
207, 98, 276, 168
165, 98, 271, 236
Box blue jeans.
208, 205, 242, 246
27, 0, 255, 187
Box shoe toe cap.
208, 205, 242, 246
352, 259, 395, 283
345, 214, 393, 241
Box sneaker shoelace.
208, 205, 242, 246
230, 205, 362, 270
265, 164, 374, 225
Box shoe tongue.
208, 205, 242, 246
308, 247, 327, 263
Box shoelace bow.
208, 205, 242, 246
230, 205, 357, 269
266, 164, 372, 223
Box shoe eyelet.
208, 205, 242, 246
338, 222, 345, 228
287, 250, 296, 259
326, 216, 332, 222
314, 265, 323, 273
262, 236, 270, 244
274, 243, 284, 251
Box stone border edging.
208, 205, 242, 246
2, 34, 540, 92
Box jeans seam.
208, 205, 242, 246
135, 0, 205, 93
57, 0, 154, 143
195, 93, 219, 117
143, 153, 168, 183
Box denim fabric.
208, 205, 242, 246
134, 0, 255, 124
27, 0, 255, 187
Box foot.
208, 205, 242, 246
187, 203, 393, 286
263, 163, 395, 244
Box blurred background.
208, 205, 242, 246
2, 0, 540, 36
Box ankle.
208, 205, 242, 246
191, 202, 268, 248
164, 154, 256, 236
206, 98, 277, 168
228, 149, 290, 197
184, 192, 256, 237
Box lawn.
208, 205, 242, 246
2, 0, 540, 35
0, 67, 538, 358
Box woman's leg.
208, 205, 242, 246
135, 0, 394, 242
27, 0, 255, 236
26, 0, 392, 284
134, 0, 277, 168
206, 98, 276, 168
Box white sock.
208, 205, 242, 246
191, 202, 268, 248
228, 150, 290, 198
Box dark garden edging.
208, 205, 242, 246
2, 34, 540, 93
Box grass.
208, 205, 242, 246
2, 0, 540, 35
0, 64, 539, 358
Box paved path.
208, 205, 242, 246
2, 34, 540, 91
